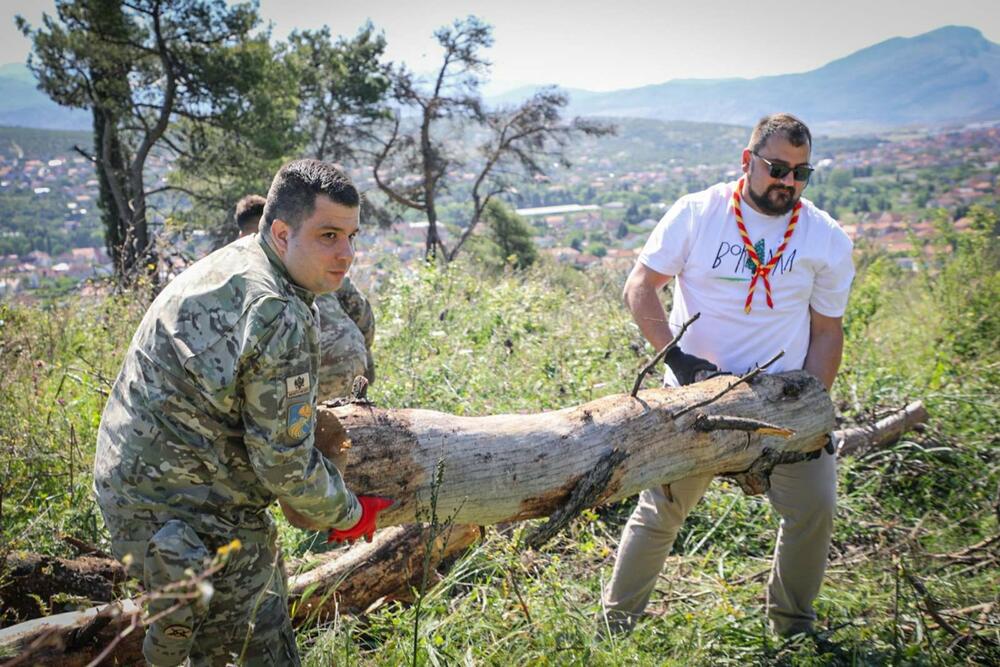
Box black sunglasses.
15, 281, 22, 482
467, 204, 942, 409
753, 152, 814, 182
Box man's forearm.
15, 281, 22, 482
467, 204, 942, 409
626, 283, 673, 352
803, 330, 843, 391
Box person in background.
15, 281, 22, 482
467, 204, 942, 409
234, 194, 266, 238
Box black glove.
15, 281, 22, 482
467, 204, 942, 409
664, 347, 718, 386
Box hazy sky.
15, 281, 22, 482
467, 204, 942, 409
4, 0, 999, 93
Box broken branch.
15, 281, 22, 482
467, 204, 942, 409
630, 313, 700, 397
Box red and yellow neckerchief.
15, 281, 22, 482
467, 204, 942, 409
732, 177, 801, 313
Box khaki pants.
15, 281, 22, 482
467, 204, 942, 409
602, 451, 837, 636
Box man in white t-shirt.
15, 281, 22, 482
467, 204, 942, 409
602, 113, 854, 637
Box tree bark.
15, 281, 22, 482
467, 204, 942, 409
836, 401, 928, 457
319, 371, 836, 527
288, 523, 480, 623
0, 599, 144, 667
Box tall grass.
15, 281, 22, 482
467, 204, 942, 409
0, 293, 146, 560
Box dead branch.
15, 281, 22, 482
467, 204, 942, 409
694, 415, 794, 438
288, 523, 479, 624
523, 449, 629, 550
59, 536, 112, 560
904, 570, 1000, 649
630, 313, 700, 397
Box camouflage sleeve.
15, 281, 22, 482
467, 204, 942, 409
241, 300, 361, 529
336, 277, 376, 382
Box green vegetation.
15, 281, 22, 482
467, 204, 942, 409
2, 211, 998, 662
0, 292, 149, 559
0, 126, 92, 161
0, 187, 102, 257
467, 200, 539, 271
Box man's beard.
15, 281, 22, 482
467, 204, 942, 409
747, 183, 799, 216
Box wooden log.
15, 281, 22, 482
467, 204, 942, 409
1, 370, 835, 664
0, 599, 144, 667
288, 523, 480, 623
835, 401, 929, 457
319, 370, 836, 527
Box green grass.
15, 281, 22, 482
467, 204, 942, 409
0, 292, 147, 561
1, 211, 998, 664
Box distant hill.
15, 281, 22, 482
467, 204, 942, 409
0, 64, 90, 131
562, 117, 886, 170
494, 26, 1000, 133
0, 125, 92, 160
567, 117, 748, 168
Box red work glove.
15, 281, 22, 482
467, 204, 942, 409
327, 495, 394, 544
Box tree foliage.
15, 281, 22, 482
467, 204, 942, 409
481, 199, 537, 270
19, 0, 295, 282
372, 16, 613, 261
286, 23, 392, 165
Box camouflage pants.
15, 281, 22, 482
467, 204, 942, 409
102, 511, 300, 666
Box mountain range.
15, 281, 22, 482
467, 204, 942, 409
2, 25, 998, 134
0, 63, 90, 131
495, 26, 1000, 133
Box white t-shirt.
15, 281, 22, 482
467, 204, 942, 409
639, 181, 854, 380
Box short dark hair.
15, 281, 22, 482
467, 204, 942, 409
235, 194, 266, 233
261, 160, 360, 235
748, 113, 812, 154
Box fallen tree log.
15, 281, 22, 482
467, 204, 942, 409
3, 396, 931, 660
3, 396, 931, 628
835, 401, 929, 457
318, 370, 836, 527
0, 599, 144, 667
289, 523, 480, 622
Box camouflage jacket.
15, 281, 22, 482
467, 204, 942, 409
316, 277, 375, 400
93, 234, 362, 533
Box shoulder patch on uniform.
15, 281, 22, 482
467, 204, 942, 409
287, 402, 314, 440
286, 372, 311, 398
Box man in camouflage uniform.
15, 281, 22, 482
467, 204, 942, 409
95, 160, 390, 666
235, 194, 375, 399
